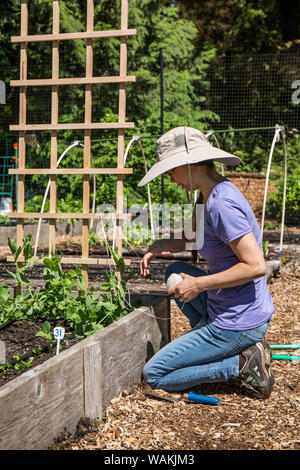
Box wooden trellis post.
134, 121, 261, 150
116, 0, 129, 256
50, 0, 59, 257
8, 0, 136, 287
82, 0, 94, 286
16, 0, 28, 251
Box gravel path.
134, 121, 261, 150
52, 264, 300, 451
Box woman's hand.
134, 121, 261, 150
140, 240, 171, 277
168, 272, 206, 303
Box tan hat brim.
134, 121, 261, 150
138, 144, 240, 187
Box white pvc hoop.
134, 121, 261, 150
279, 128, 287, 251
33, 141, 97, 257
206, 131, 224, 176
206, 126, 288, 252
261, 125, 287, 251
124, 136, 155, 240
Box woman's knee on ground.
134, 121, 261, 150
142, 361, 161, 389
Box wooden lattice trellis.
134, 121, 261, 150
8, 0, 136, 286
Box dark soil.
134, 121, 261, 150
0, 319, 81, 387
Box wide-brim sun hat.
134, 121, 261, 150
138, 126, 241, 187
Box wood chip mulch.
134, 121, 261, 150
52, 263, 300, 451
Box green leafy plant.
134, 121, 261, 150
266, 168, 300, 226
72, 246, 136, 338
0, 215, 10, 225
262, 240, 269, 258
0, 233, 137, 343
88, 229, 105, 247
7, 234, 42, 292
124, 222, 154, 247
36, 320, 52, 341
0, 347, 42, 378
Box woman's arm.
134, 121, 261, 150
140, 236, 188, 277
169, 232, 267, 302
140, 217, 196, 277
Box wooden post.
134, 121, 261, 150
15, 0, 28, 294
82, 0, 94, 288
49, 0, 60, 256
16, 0, 28, 249
116, 0, 128, 262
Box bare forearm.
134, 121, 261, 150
169, 232, 268, 303
198, 262, 267, 291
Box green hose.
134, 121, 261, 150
272, 354, 300, 360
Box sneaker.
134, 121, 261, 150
239, 341, 274, 399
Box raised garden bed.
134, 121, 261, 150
0, 319, 81, 387
0, 292, 170, 450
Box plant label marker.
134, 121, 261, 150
54, 327, 65, 355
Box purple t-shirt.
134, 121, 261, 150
196, 178, 274, 330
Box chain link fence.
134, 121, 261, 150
0, 52, 299, 207
201, 52, 300, 130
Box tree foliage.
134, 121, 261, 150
0, 0, 219, 209
0, 0, 299, 221
164, 0, 300, 54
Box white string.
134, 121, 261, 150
112, 215, 117, 251
124, 283, 173, 320
34, 140, 97, 256
99, 214, 114, 284
123, 284, 173, 320
34, 141, 84, 257
122, 234, 163, 277
109, 223, 174, 319
124, 135, 155, 240
187, 163, 194, 208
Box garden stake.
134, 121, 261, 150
144, 392, 179, 403
54, 327, 65, 355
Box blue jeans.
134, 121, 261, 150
143, 261, 270, 392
